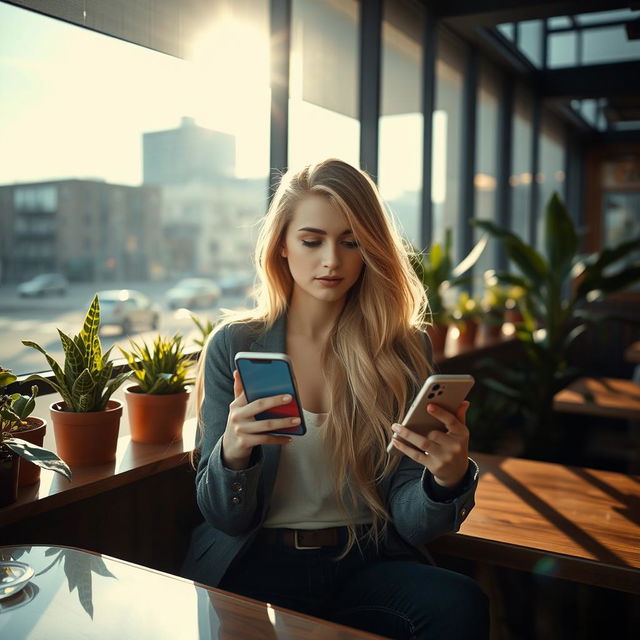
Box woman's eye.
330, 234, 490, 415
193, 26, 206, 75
343, 241, 359, 248
301, 240, 321, 247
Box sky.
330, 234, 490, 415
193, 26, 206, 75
0, 2, 423, 199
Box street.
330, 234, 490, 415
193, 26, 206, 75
0, 280, 250, 376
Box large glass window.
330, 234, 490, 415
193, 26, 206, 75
378, 0, 424, 248
288, 0, 360, 170
432, 32, 464, 261
511, 85, 533, 242
537, 112, 566, 249
473, 61, 500, 289
0, 0, 270, 375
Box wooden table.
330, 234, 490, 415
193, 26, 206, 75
429, 453, 640, 595
624, 341, 640, 364
0, 545, 386, 640
553, 377, 640, 421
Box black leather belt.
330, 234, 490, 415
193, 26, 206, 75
256, 527, 343, 549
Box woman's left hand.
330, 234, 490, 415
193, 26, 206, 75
390, 401, 470, 488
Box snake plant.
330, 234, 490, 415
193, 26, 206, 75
120, 334, 194, 395
22, 295, 130, 412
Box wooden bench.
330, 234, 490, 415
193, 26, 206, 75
553, 377, 640, 422
429, 452, 640, 595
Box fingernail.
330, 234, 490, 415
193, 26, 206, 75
427, 404, 435, 412
291, 417, 300, 425
282, 395, 292, 402
391, 424, 400, 432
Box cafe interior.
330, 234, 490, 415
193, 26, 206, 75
0, 1, 639, 638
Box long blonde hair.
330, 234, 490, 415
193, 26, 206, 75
193, 159, 431, 557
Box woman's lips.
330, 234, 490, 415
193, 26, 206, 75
315, 277, 344, 288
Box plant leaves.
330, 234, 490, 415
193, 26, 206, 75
544, 192, 577, 279
3, 437, 72, 480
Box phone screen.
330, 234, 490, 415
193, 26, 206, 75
236, 357, 305, 435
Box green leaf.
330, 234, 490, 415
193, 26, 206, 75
24, 374, 74, 409
0, 371, 17, 387
3, 437, 72, 480
72, 369, 95, 399
452, 233, 488, 277
21, 342, 72, 401
58, 329, 85, 389
473, 220, 548, 286
544, 192, 577, 279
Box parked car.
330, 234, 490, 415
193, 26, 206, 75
17, 273, 69, 297
97, 289, 160, 335
166, 278, 221, 310
218, 273, 254, 296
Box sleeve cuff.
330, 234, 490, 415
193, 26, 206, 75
422, 460, 473, 503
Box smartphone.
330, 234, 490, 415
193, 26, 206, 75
234, 352, 307, 436
386, 374, 475, 454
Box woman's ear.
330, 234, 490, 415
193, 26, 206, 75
280, 246, 288, 258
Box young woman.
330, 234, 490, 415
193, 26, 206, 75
182, 159, 489, 639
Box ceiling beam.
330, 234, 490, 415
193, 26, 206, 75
540, 61, 640, 98
431, 1, 628, 27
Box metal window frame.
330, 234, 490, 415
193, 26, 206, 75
458, 42, 478, 264
359, 0, 382, 182
269, 0, 291, 199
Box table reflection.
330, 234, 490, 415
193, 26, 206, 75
0, 545, 385, 640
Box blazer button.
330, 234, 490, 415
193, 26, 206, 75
231, 482, 242, 492
231, 496, 241, 505
460, 508, 467, 517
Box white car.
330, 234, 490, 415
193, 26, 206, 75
97, 290, 160, 335
17, 273, 69, 297
166, 278, 221, 310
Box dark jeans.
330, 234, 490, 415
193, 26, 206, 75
218, 529, 489, 640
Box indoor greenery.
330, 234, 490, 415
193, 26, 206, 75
120, 334, 194, 395
409, 229, 488, 325
0, 367, 72, 480
22, 295, 130, 412
472, 192, 640, 458
190, 313, 215, 348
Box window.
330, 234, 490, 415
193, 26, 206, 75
288, 0, 360, 170
432, 31, 464, 261
473, 61, 500, 290
511, 85, 533, 242
378, 0, 424, 248
537, 112, 566, 249
0, 0, 269, 375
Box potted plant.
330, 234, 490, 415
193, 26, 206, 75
409, 229, 488, 353
451, 291, 482, 348
480, 272, 509, 340
22, 295, 130, 467
472, 192, 640, 459
1, 367, 71, 507
190, 313, 215, 348
120, 334, 194, 443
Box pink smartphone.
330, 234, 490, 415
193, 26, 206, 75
387, 374, 474, 455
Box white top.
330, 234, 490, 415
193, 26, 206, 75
263, 409, 372, 529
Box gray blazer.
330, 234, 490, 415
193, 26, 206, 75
181, 314, 479, 587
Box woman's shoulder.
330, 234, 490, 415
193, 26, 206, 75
207, 318, 267, 353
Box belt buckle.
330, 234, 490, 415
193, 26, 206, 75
294, 530, 322, 550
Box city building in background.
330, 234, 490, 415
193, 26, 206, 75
0, 180, 161, 283
142, 117, 263, 280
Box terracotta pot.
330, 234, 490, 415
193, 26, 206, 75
50, 400, 122, 467
457, 319, 479, 348
427, 324, 448, 353
0, 448, 20, 507
13, 417, 46, 487
504, 308, 524, 324
484, 323, 503, 341
124, 385, 190, 444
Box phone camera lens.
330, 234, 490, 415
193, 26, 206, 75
428, 393, 435, 399
432, 384, 440, 391
437, 390, 444, 395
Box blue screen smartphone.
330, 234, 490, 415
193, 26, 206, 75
234, 351, 307, 436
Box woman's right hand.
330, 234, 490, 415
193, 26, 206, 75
221, 369, 300, 470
